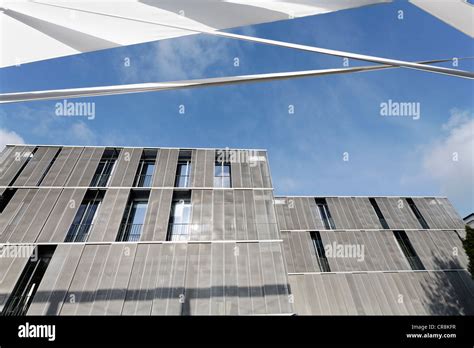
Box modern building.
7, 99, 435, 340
0, 144, 472, 316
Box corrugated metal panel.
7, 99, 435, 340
224, 242, 239, 314
66, 147, 104, 187
210, 242, 225, 315
27, 244, 84, 315
223, 190, 236, 240
235, 242, 252, 315
151, 243, 174, 315
141, 189, 173, 241
41, 147, 84, 186
0, 188, 30, 239
195, 243, 212, 315
109, 148, 142, 187
36, 188, 88, 243
13, 147, 60, 186
167, 243, 187, 315
190, 149, 214, 188
88, 189, 130, 242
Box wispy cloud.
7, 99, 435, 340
0, 128, 24, 151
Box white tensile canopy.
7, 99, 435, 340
0, 0, 472, 103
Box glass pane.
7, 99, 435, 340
214, 177, 222, 187
222, 164, 231, 176
144, 163, 155, 176
222, 177, 231, 188
130, 202, 147, 225
214, 163, 223, 176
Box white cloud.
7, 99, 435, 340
422, 109, 474, 214
0, 128, 25, 152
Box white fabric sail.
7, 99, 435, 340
0, 0, 391, 68
410, 0, 474, 38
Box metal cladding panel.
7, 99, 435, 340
0, 146, 36, 186
233, 190, 247, 240
0, 249, 31, 312
224, 242, 239, 315
167, 243, 188, 315
246, 242, 265, 314
66, 147, 104, 187
40, 147, 84, 186
235, 243, 252, 315
13, 147, 59, 186
123, 243, 160, 315
151, 243, 174, 315
27, 244, 84, 315
88, 189, 130, 242
230, 157, 242, 188
152, 148, 179, 187
289, 271, 474, 315
12, 188, 62, 243
189, 149, 214, 188
212, 190, 224, 240
36, 189, 87, 242
438, 198, 466, 229
195, 243, 212, 315
413, 198, 465, 230
141, 189, 173, 241
0, 146, 14, 166
109, 148, 142, 187
209, 242, 225, 315
281, 231, 295, 273
223, 190, 236, 240
90, 243, 137, 315
243, 190, 258, 240
1, 188, 61, 243
376, 197, 421, 230
0, 188, 30, 239
183, 243, 199, 315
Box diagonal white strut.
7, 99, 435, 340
0, 58, 461, 104
27, 0, 474, 80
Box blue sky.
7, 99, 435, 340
0, 1, 473, 216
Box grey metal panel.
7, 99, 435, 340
210, 242, 225, 315
2, 188, 61, 243
14, 147, 60, 186
247, 242, 265, 314
195, 243, 212, 315
230, 158, 242, 188
15, 188, 62, 243
281, 231, 295, 273
90, 243, 136, 315
191, 149, 214, 188
0, 188, 30, 239
109, 148, 142, 187
438, 198, 465, 229
249, 151, 264, 188
167, 243, 187, 315
405, 230, 439, 269
141, 189, 173, 241
60, 244, 101, 315
0, 249, 31, 311
223, 190, 235, 240
212, 190, 224, 240
235, 242, 252, 315
151, 243, 174, 315
37, 189, 88, 243
224, 242, 239, 314
259, 242, 281, 314
190, 190, 203, 240
88, 189, 130, 242
152, 148, 179, 187
127, 244, 161, 313
183, 243, 199, 315
0, 145, 36, 186
41, 147, 84, 186
234, 190, 247, 240
27, 244, 84, 315
200, 190, 213, 240
66, 147, 104, 187
289, 274, 310, 315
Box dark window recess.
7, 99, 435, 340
65, 190, 104, 242
133, 149, 157, 187
310, 231, 331, 272
393, 230, 425, 270
90, 148, 119, 187
369, 198, 389, 229
116, 190, 150, 242
10, 147, 37, 186
167, 191, 192, 241
315, 198, 336, 229
406, 198, 429, 229
1, 245, 56, 316
36, 149, 60, 186
175, 150, 192, 188
0, 188, 17, 214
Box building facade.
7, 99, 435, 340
0, 145, 472, 315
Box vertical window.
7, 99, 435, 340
393, 230, 425, 270
65, 190, 103, 242
310, 231, 331, 272
406, 198, 429, 229
214, 161, 231, 188
116, 191, 149, 242
133, 150, 156, 187
175, 150, 192, 188
369, 198, 389, 229
90, 149, 119, 187
315, 198, 336, 229
1, 245, 56, 316
167, 192, 192, 241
